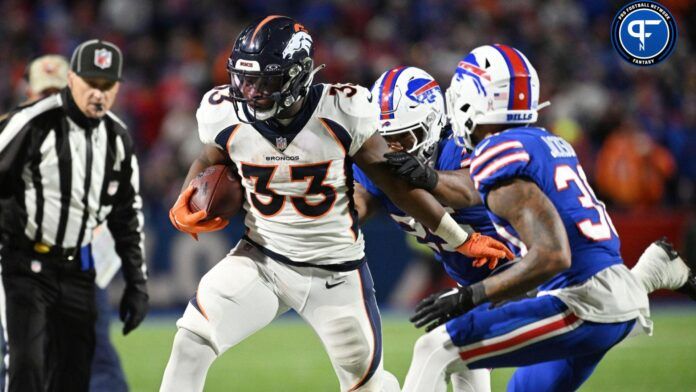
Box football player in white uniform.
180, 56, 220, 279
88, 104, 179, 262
160, 16, 513, 392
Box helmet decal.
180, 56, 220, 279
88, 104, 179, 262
234, 59, 260, 71
454, 53, 489, 95
405, 79, 441, 104
282, 31, 313, 59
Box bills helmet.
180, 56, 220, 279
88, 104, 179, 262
446, 44, 547, 148
372, 66, 446, 162
228, 15, 322, 122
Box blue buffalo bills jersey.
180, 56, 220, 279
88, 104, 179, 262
469, 127, 622, 291
354, 136, 511, 286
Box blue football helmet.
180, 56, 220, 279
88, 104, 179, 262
228, 15, 322, 122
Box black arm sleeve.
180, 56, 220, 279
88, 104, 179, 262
106, 137, 147, 285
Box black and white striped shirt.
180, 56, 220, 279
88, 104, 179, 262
0, 89, 146, 283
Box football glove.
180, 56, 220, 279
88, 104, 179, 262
120, 281, 149, 335
169, 186, 228, 240
384, 151, 439, 191
410, 286, 475, 331
457, 233, 515, 270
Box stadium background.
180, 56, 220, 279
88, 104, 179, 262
1, 0, 695, 390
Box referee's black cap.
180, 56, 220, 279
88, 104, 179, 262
70, 39, 123, 82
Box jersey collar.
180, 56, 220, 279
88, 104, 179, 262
249, 84, 324, 151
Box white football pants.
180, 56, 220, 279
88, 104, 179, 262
402, 326, 491, 392
160, 239, 398, 392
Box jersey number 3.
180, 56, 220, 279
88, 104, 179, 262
555, 164, 618, 241
241, 162, 336, 218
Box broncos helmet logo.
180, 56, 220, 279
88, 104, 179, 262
282, 31, 313, 59
405, 78, 441, 104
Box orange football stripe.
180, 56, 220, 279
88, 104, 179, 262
251, 15, 283, 43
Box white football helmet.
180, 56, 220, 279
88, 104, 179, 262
446, 44, 548, 148
371, 66, 446, 162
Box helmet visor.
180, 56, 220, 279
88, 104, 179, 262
229, 70, 286, 112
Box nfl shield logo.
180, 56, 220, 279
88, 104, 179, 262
94, 49, 112, 69
275, 136, 288, 151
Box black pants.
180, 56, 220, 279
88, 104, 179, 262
0, 246, 97, 392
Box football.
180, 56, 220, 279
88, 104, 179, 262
188, 164, 244, 221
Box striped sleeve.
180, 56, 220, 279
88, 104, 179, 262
461, 151, 473, 169
0, 116, 31, 183
470, 137, 531, 199
1, 97, 61, 186
107, 134, 147, 284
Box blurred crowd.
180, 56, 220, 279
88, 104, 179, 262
2, 0, 695, 212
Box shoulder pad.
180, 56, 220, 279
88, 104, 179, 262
333, 84, 379, 119
197, 85, 242, 145
315, 84, 379, 156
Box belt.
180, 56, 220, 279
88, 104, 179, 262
3, 236, 79, 261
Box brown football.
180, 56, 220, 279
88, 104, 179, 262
188, 164, 244, 221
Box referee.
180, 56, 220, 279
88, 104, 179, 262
0, 39, 148, 392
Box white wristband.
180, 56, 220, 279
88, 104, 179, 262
433, 213, 469, 248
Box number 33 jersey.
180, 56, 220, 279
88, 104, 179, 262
470, 127, 623, 291
197, 84, 378, 268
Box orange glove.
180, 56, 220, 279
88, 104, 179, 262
456, 233, 515, 270
169, 186, 229, 240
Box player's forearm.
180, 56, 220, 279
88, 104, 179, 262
181, 145, 229, 191
432, 169, 481, 209
478, 247, 568, 302
480, 178, 571, 302
381, 181, 447, 230
373, 177, 467, 247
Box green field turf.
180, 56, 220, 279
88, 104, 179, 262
114, 309, 696, 391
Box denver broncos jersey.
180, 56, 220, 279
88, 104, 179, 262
470, 126, 622, 290
353, 136, 511, 285
197, 83, 378, 269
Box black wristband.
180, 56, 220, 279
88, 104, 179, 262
469, 282, 487, 305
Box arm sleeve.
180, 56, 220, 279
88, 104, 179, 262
106, 139, 147, 285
